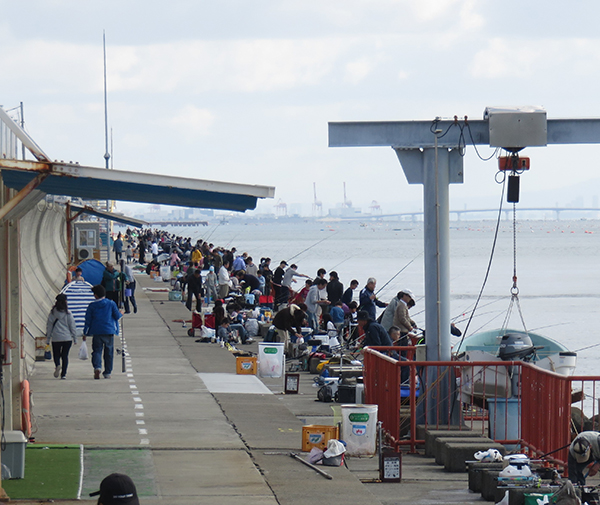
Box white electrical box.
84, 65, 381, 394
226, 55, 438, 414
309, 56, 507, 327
484, 106, 547, 149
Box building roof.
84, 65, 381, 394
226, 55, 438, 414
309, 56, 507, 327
0, 160, 275, 213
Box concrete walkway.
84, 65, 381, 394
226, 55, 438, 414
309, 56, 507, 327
20, 273, 480, 504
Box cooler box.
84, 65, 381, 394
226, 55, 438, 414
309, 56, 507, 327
168, 291, 182, 301
341, 404, 378, 456
302, 425, 339, 452
1, 431, 27, 479
236, 356, 257, 375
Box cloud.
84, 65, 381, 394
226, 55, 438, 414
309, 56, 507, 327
344, 57, 374, 84
470, 38, 600, 79
168, 105, 215, 138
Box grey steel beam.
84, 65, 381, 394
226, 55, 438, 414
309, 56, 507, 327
329, 118, 600, 149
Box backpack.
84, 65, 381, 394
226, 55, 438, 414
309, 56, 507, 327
317, 385, 333, 402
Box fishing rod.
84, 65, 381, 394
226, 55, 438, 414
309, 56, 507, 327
452, 309, 506, 325
286, 231, 339, 262
452, 296, 506, 323
329, 255, 352, 271
528, 322, 570, 333
203, 220, 224, 242
574, 342, 600, 353
375, 252, 422, 296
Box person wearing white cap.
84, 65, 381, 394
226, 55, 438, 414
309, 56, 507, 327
568, 431, 600, 485
392, 289, 416, 336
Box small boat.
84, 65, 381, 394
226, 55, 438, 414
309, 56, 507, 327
456, 328, 577, 401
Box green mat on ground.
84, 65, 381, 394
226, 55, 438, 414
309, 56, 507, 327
2, 444, 81, 500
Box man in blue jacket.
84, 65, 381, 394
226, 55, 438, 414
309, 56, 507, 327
84, 284, 123, 379
359, 278, 387, 320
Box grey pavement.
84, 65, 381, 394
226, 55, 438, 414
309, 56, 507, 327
19, 272, 483, 504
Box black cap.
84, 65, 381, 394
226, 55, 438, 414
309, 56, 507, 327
90, 473, 139, 505
357, 310, 370, 321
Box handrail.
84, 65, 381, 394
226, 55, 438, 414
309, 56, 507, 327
363, 346, 600, 475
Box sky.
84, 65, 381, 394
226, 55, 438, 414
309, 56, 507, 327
2, 0, 600, 216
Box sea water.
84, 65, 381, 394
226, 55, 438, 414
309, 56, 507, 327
162, 218, 600, 375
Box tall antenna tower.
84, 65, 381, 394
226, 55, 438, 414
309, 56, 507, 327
343, 182, 352, 208
312, 182, 323, 217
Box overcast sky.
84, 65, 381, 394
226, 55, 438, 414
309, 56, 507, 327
3, 1, 600, 215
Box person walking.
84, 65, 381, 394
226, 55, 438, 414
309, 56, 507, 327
46, 293, 77, 379
102, 262, 120, 305
123, 263, 138, 314
84, 284, 124, 380
113, 233, 124, 262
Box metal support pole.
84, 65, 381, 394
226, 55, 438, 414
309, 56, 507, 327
422, 147, 451, 362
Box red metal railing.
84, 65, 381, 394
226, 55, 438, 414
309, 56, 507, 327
363, 346, 600, 471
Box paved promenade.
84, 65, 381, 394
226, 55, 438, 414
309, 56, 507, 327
21, 273, 480, 504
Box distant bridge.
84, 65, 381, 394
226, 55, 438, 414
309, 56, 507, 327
148, 220, 209, 227
340, 207, 600, 221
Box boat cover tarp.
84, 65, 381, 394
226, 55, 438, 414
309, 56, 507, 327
76, 259, 105, 287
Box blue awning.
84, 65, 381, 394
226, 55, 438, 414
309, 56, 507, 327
0, 161, 275, 212
69, 204, 148, 228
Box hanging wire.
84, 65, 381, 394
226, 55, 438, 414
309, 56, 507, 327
466, 121, 500, 161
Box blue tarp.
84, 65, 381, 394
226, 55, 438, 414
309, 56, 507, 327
78, 259, 105, 287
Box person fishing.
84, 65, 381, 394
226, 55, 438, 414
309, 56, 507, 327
568, 431, 600, 485
392, 289, 417, 337
358, 278, 387, 320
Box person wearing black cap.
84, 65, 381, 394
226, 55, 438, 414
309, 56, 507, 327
90, 473, 139, 505
568, 431, 600, 485
356, 310, 392, 348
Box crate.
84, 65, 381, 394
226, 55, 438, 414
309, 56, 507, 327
302, 425, 339, 452
236, 356, 257, 375
168, 291, 182, 301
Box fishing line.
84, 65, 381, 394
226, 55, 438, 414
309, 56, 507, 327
453, 296, 505, 322
203, 220, 224, 242
452, 309, 505, 325
454, 175, 506, 354
573, 342, 600, 353
375, 252, 422, 296
528, 322, 570, 333
329, 255, 352, 271
286, 231, 339, 262
468, 311, 506, 336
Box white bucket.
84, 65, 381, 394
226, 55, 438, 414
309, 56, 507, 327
341, 404, 378, 456
258, 342, 285, 378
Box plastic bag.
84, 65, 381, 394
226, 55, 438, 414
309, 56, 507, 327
44, 344, 52, 360
78, 341, 89, 360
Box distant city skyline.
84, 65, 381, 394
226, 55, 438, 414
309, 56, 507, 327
4, 1, 600, 214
